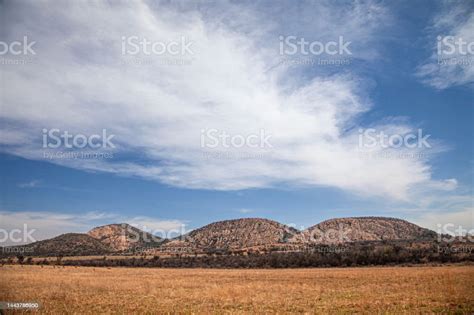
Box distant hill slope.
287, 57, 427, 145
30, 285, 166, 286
295, 217, 438, 244
168, 218, 299, 250
87, 223, 162, 251
2, 233, 113, 257
1, 217, 441, 256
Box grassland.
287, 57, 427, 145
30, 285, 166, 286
0, 265, 473, 314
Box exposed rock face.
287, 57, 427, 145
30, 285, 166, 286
87, 223, 162, 251
3, 233, 113, 256
172, 218, 299, 250
296, 217, 437, 244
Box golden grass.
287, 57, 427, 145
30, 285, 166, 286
0, 265, 473, 314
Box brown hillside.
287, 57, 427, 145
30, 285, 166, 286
1, 233, 113, 257
295, 217, 437, 244
87, 223, 162, 251
168, 218, 299, 250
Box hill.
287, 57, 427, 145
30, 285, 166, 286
165, 218, 299, 251
87, 223, 163, 252
1, 233, 112, 257
0, 217, 443, 257
295, 217, 438, 244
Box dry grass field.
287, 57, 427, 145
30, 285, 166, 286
0, 265, 473, 314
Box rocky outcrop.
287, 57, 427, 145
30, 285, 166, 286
2, 217, 440, 256
87, 223, 162, 251
169, 218, 299, 250
295, 217, 437, 244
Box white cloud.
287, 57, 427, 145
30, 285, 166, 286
0, 210, 185, 246
429, 178, 458, 191
416, 2, 474, 89
410, 208, 474, 233
17, 180, 41, 188
0, 0, 456, 201
238, 208, 253, 214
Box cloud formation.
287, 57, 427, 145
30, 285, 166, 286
411, 208, 474, 233
0, 0, 456, 201
416, 1, 474, 89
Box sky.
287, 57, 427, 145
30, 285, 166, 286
0, 0, 473, 245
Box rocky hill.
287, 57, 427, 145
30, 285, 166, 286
295, 217, 437, 244
1, 233, 112, 257
0, 217, 442, 257
166, 218, 299, 251
87, 223, 163, 252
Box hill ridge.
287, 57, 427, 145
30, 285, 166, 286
1, 216, 439, 256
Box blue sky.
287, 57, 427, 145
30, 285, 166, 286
0, 0, 473, 243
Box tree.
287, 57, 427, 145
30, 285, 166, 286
16, 255, 24, 264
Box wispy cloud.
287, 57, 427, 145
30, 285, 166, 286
238, 208, 253, 214
17, 180, 41, 188
416, 2, 474, 89
0, 0, 459, 202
